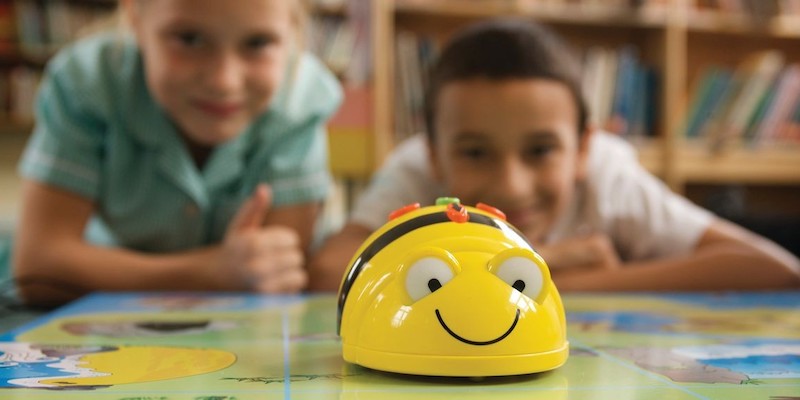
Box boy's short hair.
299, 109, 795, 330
424, 18, 588, 141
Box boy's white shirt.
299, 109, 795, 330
350, 132, 713, 261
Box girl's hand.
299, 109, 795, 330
219, 184, 308, 293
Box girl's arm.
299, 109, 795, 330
13, 181, 315, 307
552, 218, 800, 291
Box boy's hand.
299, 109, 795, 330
219, 184, 307, 293
534, 233, 621, 274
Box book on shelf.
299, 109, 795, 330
683, 53, 800, 150
706, 50, 784, 152
751, 64, 800, 145
393, 30, 437, 143
582, 45, 658, 141
781, 95, 800, 142
582, 46, 617, 131
690, 0, 800, 23
8, 65, 41, 124
343, 0, 373, 86
309, 0, 372, 85
741, 73, 779, 143
0, 1, 114, 127
12, 0, 115, 58
310, 14, 355, 77
607, 46, 638, 137
683, 67, 733, 139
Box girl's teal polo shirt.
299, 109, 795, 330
18, 33, 342, 252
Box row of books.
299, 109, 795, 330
6, 0, 115, 59
692, 0, 800, 18
308, 0, 372, 86
394, 32, 438, 143
494, 0, 800, 16
683, 50, 800, 151
393, 31, 659, 142
582, 45, 659, 140
309, 15, 355, 78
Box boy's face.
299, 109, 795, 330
127, 0, 294, 147
431, 79, 590, 245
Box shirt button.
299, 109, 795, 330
184, 204, 199, 217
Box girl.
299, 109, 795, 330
13, 0, 342, 306
308, 18, 799, 292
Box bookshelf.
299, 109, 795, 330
369, 0, 800, 194
3, 1, 798, 194
308, 0, 376, 180
0, 0, 117, 134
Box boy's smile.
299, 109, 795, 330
431, 78, 590, 244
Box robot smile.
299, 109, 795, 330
435, 308, 520, 346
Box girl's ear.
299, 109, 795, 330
576, 126, 595, 182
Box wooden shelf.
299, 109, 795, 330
394, 0, 520, 18
311, 1, 348, 16
675, 144, 800, 185
67, 0, 118, 6
634, 139, 665, 177
0, 120, 33, 135
687, 11, 800, 38
0, 48, 50, 67
394, 0, 668, 28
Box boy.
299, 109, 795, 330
308, 18, 799, 292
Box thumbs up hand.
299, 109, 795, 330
219, 184, 308, 293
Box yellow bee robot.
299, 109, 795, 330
337, 198, 568, 377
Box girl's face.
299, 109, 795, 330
431, 79, 590, 245
126, 0, 295, 147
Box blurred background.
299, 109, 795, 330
0, 0, 798, 255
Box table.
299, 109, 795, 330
1, 291, 798, 399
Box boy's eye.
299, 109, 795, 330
243, 34, 279, 51
456, 147, 489, 161
525, 144, 556, 160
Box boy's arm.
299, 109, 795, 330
13, 181, 311, 307
551, 218, 800, 291
307, 223, 372, 292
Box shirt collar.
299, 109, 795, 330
122, 43, 253, 205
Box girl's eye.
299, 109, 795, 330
405, 257, 455, 302
495, 256, 544, 301
174, 32, 204, 48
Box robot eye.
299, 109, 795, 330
405, 257, 455, 302
495, 256, 544, 301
